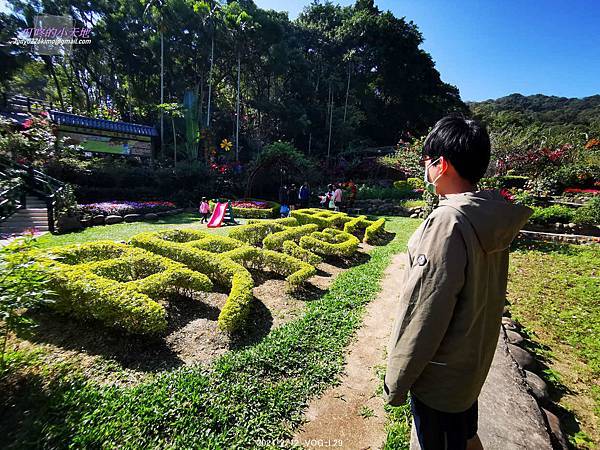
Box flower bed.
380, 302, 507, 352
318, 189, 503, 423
211, 199, 280, 219
79, 201, 176, 216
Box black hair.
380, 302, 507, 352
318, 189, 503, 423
422, 114, 491, 184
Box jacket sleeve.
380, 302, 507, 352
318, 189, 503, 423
384, 212, 467, 406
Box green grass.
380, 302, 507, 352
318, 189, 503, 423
34, 213, 241, 248
1, 217, 421, 449
508, 239, 600, 448
399, 199, 426, 209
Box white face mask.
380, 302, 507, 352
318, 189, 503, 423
424, 157, 443, 195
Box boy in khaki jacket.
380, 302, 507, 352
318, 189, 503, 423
384, 115, 533, 450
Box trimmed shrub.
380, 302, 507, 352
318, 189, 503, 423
573, 197, 600, 226
299, 228, 360, 258
37, 241, 218, 334
50, 267, 167, 334
529, 205, 575, 225
262, 224, 319, 251
343, 215, 370, 235
210, 199, 280, 219
282, 241, 323, 266
229, 222, 287, 246
129, 231, 255, 332
407, 177, 425, 190
364, 218, 386, 244
224, 246, 316, 291
247, 217, 299, 227
291, 209, 351, 230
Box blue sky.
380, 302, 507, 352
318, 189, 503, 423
2, 0, 598, 102
255, 0, 600, 102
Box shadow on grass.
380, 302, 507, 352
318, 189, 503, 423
511, 237, 587, 256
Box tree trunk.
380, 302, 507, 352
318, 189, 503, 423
344, 62, 351, 123
172, 117, 177, 167
43, 55, 65, 110
160, 29, 165, 160
206, 34, 214, 127
235, 50, 241, 162
327, 91, 334, 166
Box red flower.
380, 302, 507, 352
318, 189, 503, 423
500, 188, 515, 202
23, 119, 33, 129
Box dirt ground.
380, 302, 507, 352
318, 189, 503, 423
293, 253, 406, 450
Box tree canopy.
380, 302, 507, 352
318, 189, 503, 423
1, 0, 466, 163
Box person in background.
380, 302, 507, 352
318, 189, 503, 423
299, 182, 311, 209
327, 184, 336, 210
289, 184, 299, 210
199, 197, 211, 224
347, 180, 357, 208
333, 183, 343, 211
279, 184, 289, 206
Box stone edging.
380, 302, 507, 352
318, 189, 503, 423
501, 315, 569, 449
518, 230, 600, 245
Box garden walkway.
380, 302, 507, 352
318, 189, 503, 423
294, 252, 554, 449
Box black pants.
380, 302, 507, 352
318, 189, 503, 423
410, 395, 478, 450
200, 212, 209, 223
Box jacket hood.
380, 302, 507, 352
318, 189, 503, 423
438, 190, 533, 254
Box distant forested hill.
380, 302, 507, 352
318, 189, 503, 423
469, 93, 600, 126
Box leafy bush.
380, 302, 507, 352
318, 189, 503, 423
300, 228, 360, 257
229, 221, 288, 246
37, 241, 215, 334
262, 224, 319, 251
210, 199, 279, 219
529, 205, 576, 225
224, 246, 316, 291
573, 197, 600, 226
364, 218, 386, 244
282, 241, 323, 266
128, 231, 255, 332
0, 237, 54, 370
343, 215, 370, 235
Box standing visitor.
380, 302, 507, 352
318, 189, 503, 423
333, 183, 343, 211
347, 180, 357, 208
289, 184, 299, 210
199, 197, 211, 224
299, 182, 311, 209
279, 184, 290, 217
326, 184, 335, 210
383, 115, 533, 450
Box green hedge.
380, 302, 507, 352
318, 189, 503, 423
224, 246, 317, 291
300, 228, 360, 258
343, 215, 370, 235
37, 241, 217, 334
291, 208, 353, 230
263, 224, 319, 251
529, 205, 575, 225
282, 240, 323, 266
210, 199, 280, 219
574, 197, 600, 226
129, 231, 255, 332
50, 267, 167, 334
229, 222, 288, 247
364, 218, 386, 244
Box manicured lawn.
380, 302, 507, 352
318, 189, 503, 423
1, 217, 421, 448
508, 240, 600, 449
34, 213, 243, 248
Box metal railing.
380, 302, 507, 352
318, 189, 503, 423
0, 156, 65, 233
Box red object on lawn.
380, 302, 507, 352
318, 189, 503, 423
207, 202, 227, 228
